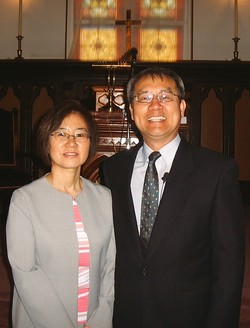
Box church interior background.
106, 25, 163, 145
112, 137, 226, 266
0, 0, 249, 185
0, 0, 249, 181
0, 2, 250, 327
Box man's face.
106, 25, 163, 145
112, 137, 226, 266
129, 75, 186, 149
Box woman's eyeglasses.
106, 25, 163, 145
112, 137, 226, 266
50, 131, 90, 142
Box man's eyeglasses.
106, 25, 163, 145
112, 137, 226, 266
50, 131, 90, 141
132, 90, 180, 103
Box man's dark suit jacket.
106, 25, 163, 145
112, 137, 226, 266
101, 138, 245, 328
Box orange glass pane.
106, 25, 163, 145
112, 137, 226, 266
140, 29, 177, 61
80, 29, 117, 60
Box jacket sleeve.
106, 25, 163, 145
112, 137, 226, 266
205, 159, 245, 328
6, 189, 76, 328
99, 158, 110, 188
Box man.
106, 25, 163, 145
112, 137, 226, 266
101, 66, 245, 328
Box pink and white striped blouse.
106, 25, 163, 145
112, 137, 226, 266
73, 199, 90, 325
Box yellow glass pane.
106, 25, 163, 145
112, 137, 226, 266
140, 29, 177, 61
80, 29, 117, 61
142, 0, 177, 19
82, 0, 116, 18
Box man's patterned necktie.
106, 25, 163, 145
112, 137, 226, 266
140, 151, 161, 254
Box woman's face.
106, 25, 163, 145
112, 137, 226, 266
49, 112, 91, 172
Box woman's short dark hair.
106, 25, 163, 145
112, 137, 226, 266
126, 66, 185, 104
36, 99, 99, 167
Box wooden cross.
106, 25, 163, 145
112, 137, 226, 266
116, 9, 141, 51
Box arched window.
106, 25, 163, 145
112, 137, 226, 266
69, 0, 190, 61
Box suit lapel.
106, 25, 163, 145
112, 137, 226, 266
145, 139, 194, 262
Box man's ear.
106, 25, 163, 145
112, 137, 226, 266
180, 100, 186, 118
129, 104, 134, 120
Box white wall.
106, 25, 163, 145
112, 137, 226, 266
0, 0, 249, 61
0, 0, 66, 59
193, 0, 250, 61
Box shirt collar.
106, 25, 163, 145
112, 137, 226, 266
142, 134, 181, 168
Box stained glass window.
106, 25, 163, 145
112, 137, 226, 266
80, 29, 116, 60
141, 0, 184, 61
77, 0, 186, 62
82, 0, 116, 19
141, 0, 177, 19
80, 0, 117, 61
141, 29, 177, 61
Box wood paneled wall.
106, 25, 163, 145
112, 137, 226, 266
0, 59, 249, 202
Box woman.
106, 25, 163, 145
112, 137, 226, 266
6, 100, 115, 328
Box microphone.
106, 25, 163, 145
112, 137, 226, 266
160, 172, 169, 199
161, 172, 169, 183
130, 47, 138, 62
